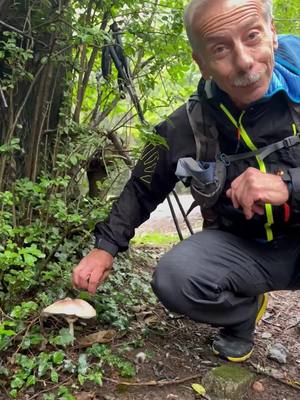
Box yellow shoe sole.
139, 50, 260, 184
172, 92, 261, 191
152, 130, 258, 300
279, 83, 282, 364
212, 345, 253, 362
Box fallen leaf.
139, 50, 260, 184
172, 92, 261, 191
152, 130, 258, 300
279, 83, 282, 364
192, 383, 206, 395
77, 330, 116, 346
143, 314, 160, 326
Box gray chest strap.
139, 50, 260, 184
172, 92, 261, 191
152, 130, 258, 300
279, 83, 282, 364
221, 134, 300, 164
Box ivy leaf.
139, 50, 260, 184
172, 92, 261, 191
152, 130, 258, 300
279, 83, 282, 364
53, 350, 65, 365
26, 375, 36, 387
78, 353, 88, 375
49, 328, 74, 347
51, 369, 59, 383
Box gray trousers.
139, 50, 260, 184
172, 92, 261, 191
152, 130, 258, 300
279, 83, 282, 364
151, 230, 300, 339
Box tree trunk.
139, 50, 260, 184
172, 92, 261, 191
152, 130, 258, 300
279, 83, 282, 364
0, 0, 69, 189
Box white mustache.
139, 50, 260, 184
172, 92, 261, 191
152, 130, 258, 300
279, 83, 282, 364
232, 69, 265, 87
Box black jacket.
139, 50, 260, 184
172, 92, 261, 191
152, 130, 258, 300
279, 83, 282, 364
94, 85, 300, 256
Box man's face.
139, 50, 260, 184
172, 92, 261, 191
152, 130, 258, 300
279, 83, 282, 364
192, 0, 278, 109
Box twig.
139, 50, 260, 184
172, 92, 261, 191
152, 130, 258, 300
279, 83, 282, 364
103, 373, 203, 387
27, 377, 72, 400
285, 319, 300, 330
10, 317, 39, 363
0, 19, 47, 46
250, 361, 300, 391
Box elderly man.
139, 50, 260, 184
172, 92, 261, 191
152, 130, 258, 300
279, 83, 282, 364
73, 0, 300, 362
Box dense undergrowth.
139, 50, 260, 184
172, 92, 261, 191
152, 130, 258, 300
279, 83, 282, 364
0, 177, 158, 399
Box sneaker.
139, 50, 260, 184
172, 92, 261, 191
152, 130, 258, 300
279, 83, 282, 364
211, 293, 268, 362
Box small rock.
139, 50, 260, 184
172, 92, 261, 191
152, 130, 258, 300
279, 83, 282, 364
135, 352, 147, 364
132, 305, 143, 313
267, 343, 288, 364
252, 380, 265, 392
103, 396, 116, 400
262, 311, 273, 320
166, 395, 178, 399
261, 332, 272, 339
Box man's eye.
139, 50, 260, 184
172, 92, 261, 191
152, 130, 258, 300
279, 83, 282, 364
248, 31, 260, 41
214, 46, 226, 54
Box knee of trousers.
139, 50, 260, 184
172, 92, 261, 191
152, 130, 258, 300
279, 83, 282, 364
151, 256, 188, 314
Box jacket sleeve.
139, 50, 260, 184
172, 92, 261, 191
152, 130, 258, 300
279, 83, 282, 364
288, 167, 300, 210
94, 142, 178, 255
93, 104, 195, 256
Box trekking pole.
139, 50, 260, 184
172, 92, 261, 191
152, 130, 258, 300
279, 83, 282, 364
171, 190, 194, 236
166, 195, 183, 241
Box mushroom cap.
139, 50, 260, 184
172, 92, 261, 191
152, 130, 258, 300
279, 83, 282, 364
42, 297, 96, 319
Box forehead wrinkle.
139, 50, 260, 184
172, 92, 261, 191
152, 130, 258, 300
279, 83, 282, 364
204, 15, 260, 41
196, 3, 262, 38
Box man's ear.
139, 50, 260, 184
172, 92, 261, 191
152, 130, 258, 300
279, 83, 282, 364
192, 51, 210, 80
271, 21, 278, 49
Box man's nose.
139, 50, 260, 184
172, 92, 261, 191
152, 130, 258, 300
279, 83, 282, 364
233, 42, 254, 72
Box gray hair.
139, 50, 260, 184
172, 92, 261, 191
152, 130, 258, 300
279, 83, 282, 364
184, 0, 274, 53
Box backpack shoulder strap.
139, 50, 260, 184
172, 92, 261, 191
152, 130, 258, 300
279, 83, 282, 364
186, 84, 219, 162
288, 101, 300, 131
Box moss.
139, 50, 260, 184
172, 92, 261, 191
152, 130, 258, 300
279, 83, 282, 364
212, 364, 253, 383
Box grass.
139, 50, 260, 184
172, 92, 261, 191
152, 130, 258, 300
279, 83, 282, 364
132, 232, 180, 246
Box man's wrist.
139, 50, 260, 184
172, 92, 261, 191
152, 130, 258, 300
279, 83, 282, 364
94, 237, 119, 257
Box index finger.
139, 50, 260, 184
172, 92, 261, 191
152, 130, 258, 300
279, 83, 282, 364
87, 268, 104, 294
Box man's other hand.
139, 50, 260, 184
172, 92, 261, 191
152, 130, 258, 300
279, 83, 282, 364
72, 249, 113, 294
226, 167, 290, 220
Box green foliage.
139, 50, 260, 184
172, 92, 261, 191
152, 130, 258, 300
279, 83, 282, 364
5, 342, 135, 397
0, 176, 112, 304
92, 254, 157, 330
0, 138, 20, 155
0, 250, 154, 397
0, 0, 299, 398
49, 329, 75, 348
86, 344, 135, 378
133, 232, 179, 246
274, 0, 300, 34
0, 31, 33, 90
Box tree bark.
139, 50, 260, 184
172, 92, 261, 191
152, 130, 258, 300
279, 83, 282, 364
0, 0, 68, 189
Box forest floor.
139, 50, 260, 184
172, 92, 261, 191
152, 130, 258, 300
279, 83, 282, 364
8, 196, 300, 400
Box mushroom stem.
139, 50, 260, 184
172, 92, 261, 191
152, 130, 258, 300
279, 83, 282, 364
65, 316, 77, 344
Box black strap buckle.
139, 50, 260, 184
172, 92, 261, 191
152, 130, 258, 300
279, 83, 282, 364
218, 153, 230, 166
283, 136, 297, 148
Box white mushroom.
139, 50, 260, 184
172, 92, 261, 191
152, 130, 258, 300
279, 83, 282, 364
42, 298, 96, 344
